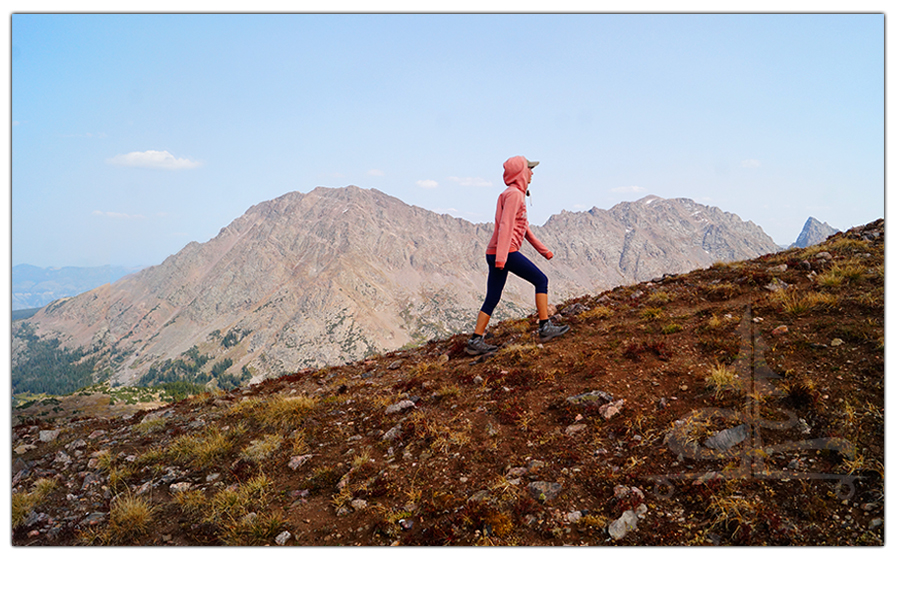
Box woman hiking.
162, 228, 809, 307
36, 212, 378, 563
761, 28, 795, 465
466, 155, 570, 356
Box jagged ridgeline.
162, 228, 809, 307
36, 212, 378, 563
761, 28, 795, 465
11, 187, 779, 396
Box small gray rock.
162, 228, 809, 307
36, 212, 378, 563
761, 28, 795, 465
386, 400, 416, 415
608, 510, 639, 540
704, 424, 749, 451
382, 425, 403, 442
566, 390, 615, 406
39, 429, 60, 443
169, 482, 193, 493
527, 481, 562, 503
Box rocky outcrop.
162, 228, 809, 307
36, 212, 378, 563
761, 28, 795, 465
791, 217, 840, 249
12, 188, 779, 387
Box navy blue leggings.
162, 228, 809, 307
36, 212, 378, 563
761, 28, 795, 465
480, 251, 549, 316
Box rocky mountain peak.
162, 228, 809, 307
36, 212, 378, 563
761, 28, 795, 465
792, 217, 840, 248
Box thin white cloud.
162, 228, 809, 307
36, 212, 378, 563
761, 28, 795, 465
742, 159, 762, 168
448, 176, 493, 188
368, 169, 385, 176
611, 185, 648, 194
92, 210, 147, 220
107, 150, 201, 170
416, 180, 439, 189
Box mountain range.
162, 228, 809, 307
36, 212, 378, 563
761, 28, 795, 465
12, 186, 780, 389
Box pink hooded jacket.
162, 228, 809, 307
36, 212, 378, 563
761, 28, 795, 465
485, 155, 553, 269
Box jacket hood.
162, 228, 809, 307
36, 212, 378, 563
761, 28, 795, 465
502, 155, 531, 192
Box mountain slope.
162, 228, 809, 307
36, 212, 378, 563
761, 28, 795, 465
11, 219, 884, 547
12, 187, 780, 389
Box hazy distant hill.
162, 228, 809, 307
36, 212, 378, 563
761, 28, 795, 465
12, 186, 779, 390
12, 264, 142, 311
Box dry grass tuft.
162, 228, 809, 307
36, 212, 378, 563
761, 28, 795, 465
166, 426, 237, 468
12, 478, 59, 528
706, 363, 743, 399
108, 494, 156, 541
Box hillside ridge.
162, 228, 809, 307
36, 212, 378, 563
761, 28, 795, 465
12, 219, 883, 547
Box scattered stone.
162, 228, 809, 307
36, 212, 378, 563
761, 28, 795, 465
382, 425, 403, 442
772, 325, 789, 336
350, 498, 368, 511
385, 400, 416, 415
869, 518, 883, 530
764, 278, 789, 292
39, 429, 60, 443
81, 512, 106, 527
54, 451, 73, 467
608, 510, 639, 540
831, 338, 844, 347
768, 264, 788, 273
704, 424, 749, 452
566, 423, 587, 436
388, 360, 403, 370
566, 390, 615, 406
560, 303, 589, 316
399, 518, 414, 531
206, 473, 221, 482
14, 444, 37, 455
815, 251, 833, 260
567, 510, 583, 523
66, 439, 87, 451
170, 482, 193, 493
598, 399, 625, 420
88, 430, 107, 440
527, 481, 562, 503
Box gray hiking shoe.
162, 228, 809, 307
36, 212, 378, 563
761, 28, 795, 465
539, 320, 570, 342
466, 335, 498, 356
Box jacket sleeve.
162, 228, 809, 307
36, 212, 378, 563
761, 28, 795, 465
525, 226, 552, 258
494, 192, 520, 268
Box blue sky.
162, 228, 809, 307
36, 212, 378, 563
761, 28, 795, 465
10, 12, 885, 268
